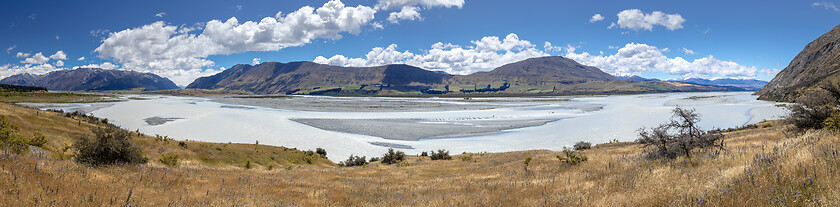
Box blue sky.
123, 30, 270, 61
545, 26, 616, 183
2, 0, 839, 85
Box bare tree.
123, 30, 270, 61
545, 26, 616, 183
636, 107, 724, 159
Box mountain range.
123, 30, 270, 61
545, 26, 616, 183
0, 56, 763, 95
756, 24, 840, 101
186, 56, 745, 95
0, 68, 179, 91
677, 78, 768, 91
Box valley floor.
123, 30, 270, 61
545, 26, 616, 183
0, 95, 835, 206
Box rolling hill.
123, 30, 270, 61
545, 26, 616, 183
756, 24, 840, 101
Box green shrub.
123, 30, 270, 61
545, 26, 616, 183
824, 112, 840, 132
0, 116, 29, 154
381, 148, 406, 164
369, 157, 380, 162
178, 141, 188, 149
523, 156, 532, 171
343, 154, 367, 167
785, 85, 840, 130
420, 151, 428, 157
29, 131, 48, 147
557, 149, 588, 165
430, 149, 452, 160
74, 126, 148, 166
316, 148, 327, 157
573, 141, 592, 150
159, 153, 179, 167
245, 159, 253, 169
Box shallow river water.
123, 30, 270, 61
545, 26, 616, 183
23, 92, 785, 161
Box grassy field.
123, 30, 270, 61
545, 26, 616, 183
0, 92, 118, 103
0, 99, 837, 205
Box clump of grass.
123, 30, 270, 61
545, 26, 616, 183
74, 126, 148, 166
159, 153, 179, 167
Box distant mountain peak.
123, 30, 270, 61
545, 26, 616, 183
0, 68, 179, 91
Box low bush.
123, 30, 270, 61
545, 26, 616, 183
369, 157, 380, 162
316, 147, 327, 157
523, 156, 532, 171
430, 149, 452, 160
74, 126, 148, 166
573, 141, 591, 150
245, 159, 253, 169
159, 153, 179, 167
29, 131, 47, 147
785, 84, 840, 130
381, 148, 405, 164
420, 151, 428, 157
557, 149, 588, 165
178, 141, 188, 149
342, 154, 367, 167
0, 117, 28, 154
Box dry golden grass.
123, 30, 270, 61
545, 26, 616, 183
0, 101, 837, 206
0, 92, 117, 103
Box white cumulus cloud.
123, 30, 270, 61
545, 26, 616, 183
22, 52, 49, 65
812, 1, 840, 12
55, 60, 64, 67
16, 52, 30, 58
0, 63, 61, 79
616, 9, 685, 31
314, 33, 549, 75
49, 50, 67, 60
73, 62, 119, 70
589, 14, 604, 23
6, 45, 14, 54
376, 0, 464, 23
95, 0, 377, 85
374, 0, 464, 10
77, 56, 85, 61
155, 12, 166, 17
563, 43, 760, 79
252, 58, 261, 65
388, 6, 422, 23
682, 47, 696, 55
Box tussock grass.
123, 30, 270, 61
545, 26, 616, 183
0, 101, 837, 205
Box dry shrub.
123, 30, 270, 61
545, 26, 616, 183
636, 107, 724, 159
